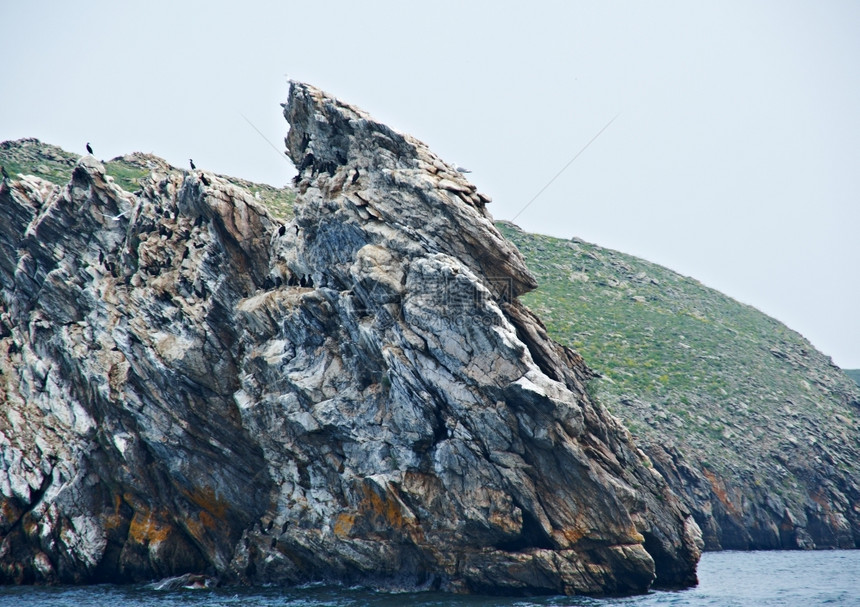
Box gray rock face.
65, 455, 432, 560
0, 82, 701, 595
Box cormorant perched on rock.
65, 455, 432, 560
307, 274, 314, 288
299, 274, 307, 288
287, 272, 298, 286
294, 225, 299, 235
189, 159, 196, 170
86, 143, 93, 155
278, 225, 286, 236
1, 166, 8, 181
200, 173, 210, 186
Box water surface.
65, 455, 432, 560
0, 550, 857, 607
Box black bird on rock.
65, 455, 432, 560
86, 143, 93, 155
278, 225, 286, 236
200, 173, 210, 186
299, 274, 307, 288
189, 159, 196, 170
1, 166, 9, 181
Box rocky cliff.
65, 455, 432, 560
0, 83, 701, 595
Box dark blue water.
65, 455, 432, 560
0, 550, 858, 607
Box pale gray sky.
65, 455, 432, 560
2, 1, 858, 367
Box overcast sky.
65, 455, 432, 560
2, 1, 858, 368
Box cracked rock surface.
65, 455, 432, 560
0, 82, 701, 595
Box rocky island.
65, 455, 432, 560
0, 83, 702, 595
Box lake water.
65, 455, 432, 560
0, 550, 858, 607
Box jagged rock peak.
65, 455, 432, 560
261, 82, 701, 593
0, 84, 701, 596
283, 81, 536, 300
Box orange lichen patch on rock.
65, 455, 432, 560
557, 526, 587, 545
333, 512, 355, 538
177, 487, 234, 550
364, 484, 409, 530
100, 493, 128, 532
181, 515, 220, 555
347, 479, 423, 542
702, 468, 740, 516
181, 486, 229, 520
128, 508, 173, 546
553, 510, 596, 548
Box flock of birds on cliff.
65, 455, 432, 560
77, 144, 319, 292
2, 144, 323, 294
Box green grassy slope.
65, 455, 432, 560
498, 220, 860, 548
0, 138, 295, 220
497, 220, 857, 462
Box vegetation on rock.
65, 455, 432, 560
497, 220, 860, 550
0, 138, 295, 219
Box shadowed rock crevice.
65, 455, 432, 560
493, 501, 555, 552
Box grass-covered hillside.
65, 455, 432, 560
498, 220, 860, 549
0, 139, 295, 220
497, 220, 857, 450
